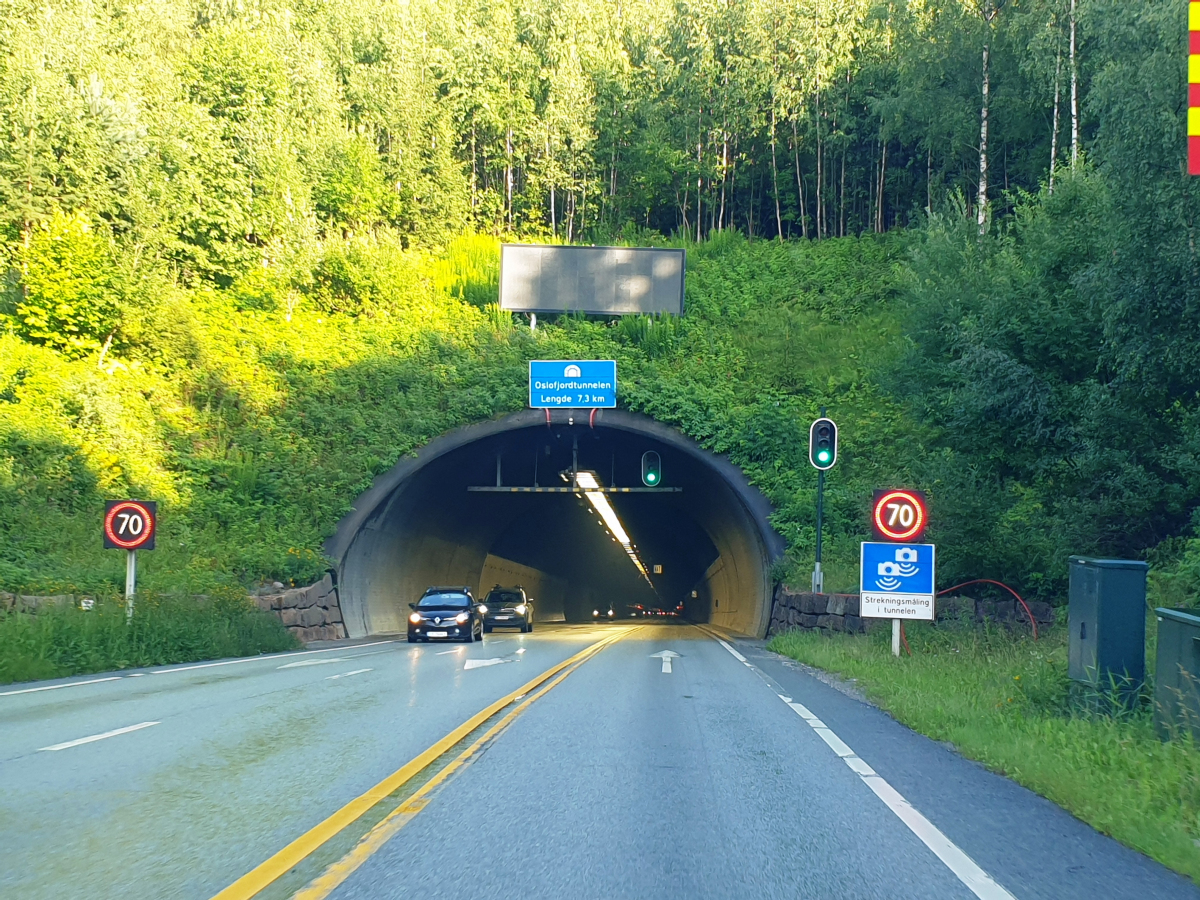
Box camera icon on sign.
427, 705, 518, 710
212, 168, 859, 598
895, 548, 918, 563
878, 562, 902, 576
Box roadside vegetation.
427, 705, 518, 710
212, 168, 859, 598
768, 622, 1200, 883
0, 591, 298, 684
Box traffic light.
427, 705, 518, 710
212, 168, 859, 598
641, 451, 662, 486
809, 417, 838, 470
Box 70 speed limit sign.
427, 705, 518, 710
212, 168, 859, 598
871, 489, 927, 542
103, 500, 157, 550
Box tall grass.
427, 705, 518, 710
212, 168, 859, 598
768, 622, 1200, 883
0, 591, 299, 684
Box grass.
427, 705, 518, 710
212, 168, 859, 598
768, 621, 1200, 883
0, 591, 299, 684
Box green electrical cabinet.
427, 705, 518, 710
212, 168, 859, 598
1067, 557, 1148, 696
1154, 608, 1200, 740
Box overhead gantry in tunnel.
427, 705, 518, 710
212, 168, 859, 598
324, 409, 784, 637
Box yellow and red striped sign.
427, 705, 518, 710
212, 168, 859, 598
1191, 2, 1200, 172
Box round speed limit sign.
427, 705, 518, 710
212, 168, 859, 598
872, 489, 927, 542
103, 500, 157, 550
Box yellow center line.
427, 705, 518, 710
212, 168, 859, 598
209, 627, 633, 900
291, 630, 634, 900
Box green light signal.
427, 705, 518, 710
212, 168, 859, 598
809, 417, 838, 470
641, 451, 662, 486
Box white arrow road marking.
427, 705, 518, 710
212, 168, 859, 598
464, 658, 513, 670
278, 658, 349, 669
326, 669, 372, 680
650, 650, 680, 673
39, 721, 159, 752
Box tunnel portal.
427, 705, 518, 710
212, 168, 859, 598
325, 410, 783, 637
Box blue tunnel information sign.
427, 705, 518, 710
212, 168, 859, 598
529, 360, 617, 408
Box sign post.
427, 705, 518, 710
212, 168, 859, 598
103, 500, 157, 620
860, 541, 936, 656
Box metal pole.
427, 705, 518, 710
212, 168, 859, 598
892, 618, 901, 657
125, 550, 137, 621
812, 467, 825, 594
571, 434, 579, 490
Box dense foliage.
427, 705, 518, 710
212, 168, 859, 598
1, 0, 1200, 607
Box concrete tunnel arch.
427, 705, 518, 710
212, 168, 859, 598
325, 409, 784, 638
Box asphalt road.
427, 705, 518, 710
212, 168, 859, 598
1, 621, 1196, 900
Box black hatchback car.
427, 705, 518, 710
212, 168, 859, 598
408, 587, 484, 642
481, 586, 533, 633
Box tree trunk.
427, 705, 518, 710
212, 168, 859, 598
771, 105, 783, 240
1050, 40, 1061, 192
1069, 0, 1078, 164
815, 91, 823, 240
977, 4, 992, 234
926, 144, 932, 214
876, 138, 888, 232
792, 118, 808, 239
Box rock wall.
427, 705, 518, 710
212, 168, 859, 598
252, 573, 346, 643
768, 585, 1056, 637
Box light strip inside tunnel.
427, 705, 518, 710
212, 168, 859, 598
573, 471, 653, 586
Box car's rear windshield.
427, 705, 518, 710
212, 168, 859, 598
418, 593, 470, 608
486, 592, 522, 605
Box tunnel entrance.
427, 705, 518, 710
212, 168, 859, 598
325, 410, 783, 638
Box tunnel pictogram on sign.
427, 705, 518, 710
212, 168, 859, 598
103, 500, 157, 550
871, 489, 927, 543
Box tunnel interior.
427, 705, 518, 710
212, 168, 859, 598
331, 411, 780, 638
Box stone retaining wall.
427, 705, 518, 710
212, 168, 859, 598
251, 573, 346, 643
768, 585, 1056, 637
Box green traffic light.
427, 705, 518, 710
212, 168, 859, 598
647, 472, 657, 483
817, 450, 830, 463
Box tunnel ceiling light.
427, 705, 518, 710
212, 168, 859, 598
572, 470, 654, 586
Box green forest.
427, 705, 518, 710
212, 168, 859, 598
1, 0, 1200, 606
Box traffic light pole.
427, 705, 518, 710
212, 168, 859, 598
812, 468, 825, 594
812, 405, 827, 595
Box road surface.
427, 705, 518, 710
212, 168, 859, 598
1, 622, 1194, 899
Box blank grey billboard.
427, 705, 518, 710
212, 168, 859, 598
499, 244, 685, 315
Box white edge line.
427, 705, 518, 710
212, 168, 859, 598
714, 638, 747, 662
0, 676, 122, 697
39, 721, 159, 752
706, 631, 1016, 900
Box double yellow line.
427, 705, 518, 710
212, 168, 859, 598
211, 627, 632, 900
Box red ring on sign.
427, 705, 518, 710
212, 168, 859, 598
873, 490, 926, 541
104, 501, 156, 549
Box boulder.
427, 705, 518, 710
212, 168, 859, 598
299, 606, 326, 628
844, 615, 864, 633
799, 614, 820, 628
327, 604, 343, 624
827, 615, 847, 632
280, 607, 304, 627
843, 594, 861, 616
1027, 601, 1055, 624
826, 595, 847, 616
816, 614, 835, 630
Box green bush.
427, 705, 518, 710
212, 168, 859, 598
0, 590, 298, 684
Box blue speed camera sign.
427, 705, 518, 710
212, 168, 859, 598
860, 542, 935, 620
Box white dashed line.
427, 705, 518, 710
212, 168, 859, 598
39, 721, 159, 752
326, 669, 373, 680
710, 636, 1016, 900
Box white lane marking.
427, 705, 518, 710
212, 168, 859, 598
326, 669, 373, 680
278, 657, 349, 669
715, 638, 746, 662
150, 640, 397, 675
712, 636, 1016, 900
463, 658, 512, 670
650, 650, 680, 674
435, 649, 462, 655
39, 721, 159, 752
515, 648, 526, 654
0, 676, 121, 697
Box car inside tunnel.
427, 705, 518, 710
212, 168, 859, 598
327, 410, 782, 638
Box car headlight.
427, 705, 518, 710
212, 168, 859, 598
514, 604, 526, 614
478, 605, 488, 614
455, 612, 469, 624
409, 612, 422, 624
593, 609, 599, 616
608, 609, 614, 617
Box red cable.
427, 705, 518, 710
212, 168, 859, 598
936, 578, 1038, 640
900, 622, 912, 656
